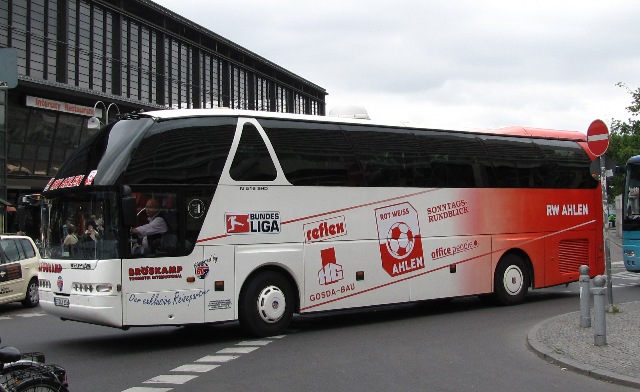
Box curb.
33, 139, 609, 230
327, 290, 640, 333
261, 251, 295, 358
527, 313, 640, 389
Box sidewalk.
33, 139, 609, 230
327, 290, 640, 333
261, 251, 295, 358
527, 301, 640, 388
527, 230, 640, 388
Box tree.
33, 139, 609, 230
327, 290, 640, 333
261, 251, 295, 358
606, 83, 640, 201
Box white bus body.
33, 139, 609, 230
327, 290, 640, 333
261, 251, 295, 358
37, 109, 604, 336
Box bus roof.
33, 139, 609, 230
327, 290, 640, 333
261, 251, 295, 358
139, 108, 588, 142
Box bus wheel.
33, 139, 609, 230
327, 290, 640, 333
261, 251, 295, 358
21, 278, 39, 308
239, 271, 294, 337
494, 254, 530, 306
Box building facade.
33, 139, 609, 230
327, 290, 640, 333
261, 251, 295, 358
0, 0, 327, 236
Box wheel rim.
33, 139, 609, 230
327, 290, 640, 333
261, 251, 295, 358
256, 285, 286, 324
503, 265, 524, 295
28, 282, 39, 304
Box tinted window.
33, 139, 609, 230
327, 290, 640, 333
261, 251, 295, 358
19, 239, 36, 258
125, 117, 236, 184
343, 125, 436, 187
53, 123, 111, 179
1, 240, 21, 263
534, 139, 597, 189
479, 135, 544, 188
123, 189, 212, 258
416, 131, 492, 188
261, 119, 364, 186
230, 122, 277, 181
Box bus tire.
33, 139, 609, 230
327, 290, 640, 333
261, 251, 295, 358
493, 254, 529, 306
239, 271, 294, 337
21, 278, 39, 308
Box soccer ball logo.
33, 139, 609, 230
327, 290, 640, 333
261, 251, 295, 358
386, 222, 415, 259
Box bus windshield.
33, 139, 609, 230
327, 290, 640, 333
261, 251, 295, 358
625, 162, 640, 221
42, 190, 120, 260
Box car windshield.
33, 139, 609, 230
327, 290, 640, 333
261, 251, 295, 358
41, 190, 120, 260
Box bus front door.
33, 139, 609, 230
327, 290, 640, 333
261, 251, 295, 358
122, 249, 207, 326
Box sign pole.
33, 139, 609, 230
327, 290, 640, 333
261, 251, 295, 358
600, 156, 614, 312
587, 119, 612, 312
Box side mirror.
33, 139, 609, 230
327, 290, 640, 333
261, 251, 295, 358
614, 165, 626, 175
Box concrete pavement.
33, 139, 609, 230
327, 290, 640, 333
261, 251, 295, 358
527, 231, 640, 388
528, 301, 640, 388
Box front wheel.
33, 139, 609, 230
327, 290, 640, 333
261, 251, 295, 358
238, 271, 295, 337
493, 254, 530, 306
21, 279, 39, 308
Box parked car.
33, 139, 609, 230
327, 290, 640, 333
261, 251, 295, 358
0, 235, 40, 307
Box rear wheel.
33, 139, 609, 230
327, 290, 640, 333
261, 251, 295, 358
21, 279, 39, 308
14, 378, 66, 391
238, 271, 295, 337
3, 369, 66, 392
493, 254, 530, 305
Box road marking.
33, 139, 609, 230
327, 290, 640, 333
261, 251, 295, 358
122, 335, 286, 392
195, 355, 239, 363
613, 283, 639, 288
143, 375, 197, 384
217, 346, 259, 354
171, 364, 218, 373
237, 340, 271, 346
611, 271, 640, 288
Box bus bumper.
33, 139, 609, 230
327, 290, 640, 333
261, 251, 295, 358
39, 290, 124, 328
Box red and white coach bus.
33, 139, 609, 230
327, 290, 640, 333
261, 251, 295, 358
37, 109, 604, 336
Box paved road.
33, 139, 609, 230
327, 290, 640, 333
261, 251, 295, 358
0, 228, 633, 391
2, 281, 639, 392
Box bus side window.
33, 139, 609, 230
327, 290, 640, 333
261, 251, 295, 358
534, 139, 597, 189
185, 195, 211, 254
342, 125, 436, 188
261, 119, 364, 186
229, 123, 277, 182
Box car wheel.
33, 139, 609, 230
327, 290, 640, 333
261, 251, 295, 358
21, 278, 39, 308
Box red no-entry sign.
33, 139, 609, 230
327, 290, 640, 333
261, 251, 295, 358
586, 119, 609, 157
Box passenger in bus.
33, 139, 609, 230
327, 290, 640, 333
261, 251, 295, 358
63, 224, 78, 250
91, 213, 104, 234
130, 198, 168, 254
83, 222, 100, 242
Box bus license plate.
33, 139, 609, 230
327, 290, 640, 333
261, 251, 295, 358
54, 297, 70, 307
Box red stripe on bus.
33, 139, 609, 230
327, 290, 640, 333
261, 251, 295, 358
196, 188, 441, 244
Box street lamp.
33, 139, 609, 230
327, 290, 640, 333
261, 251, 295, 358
88, 101, 121, 129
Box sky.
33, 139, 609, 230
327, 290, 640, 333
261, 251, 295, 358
153, 0, 640, 133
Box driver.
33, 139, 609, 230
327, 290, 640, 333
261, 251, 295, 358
130, 198, 168, 254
